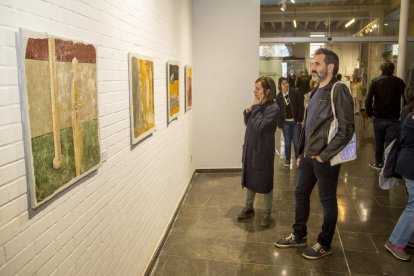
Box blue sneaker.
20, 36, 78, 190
302, 243, 332, 260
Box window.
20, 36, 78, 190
260, 43, 289, 58
309, 43, 326, 58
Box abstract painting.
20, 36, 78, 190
167, 61, 179, 123
185, 65, 192, 112
128, 54, 155, 144
18, 30, 101, 208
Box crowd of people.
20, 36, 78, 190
239, 48, 414, 261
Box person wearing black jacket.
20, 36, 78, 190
385, 83, 414, 261
365, 61, 406, 171
276, 77, 304, 167
275, 48, 354, 260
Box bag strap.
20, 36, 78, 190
330, 81, 340, 120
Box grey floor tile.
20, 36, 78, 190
154, 256, 237, 276
235, 263, 275, 276
337, 232, 377, 252
274, 267, 311, 276
160, 235, 213, 258
206, 240, 276, 265
345, 250, 414, 275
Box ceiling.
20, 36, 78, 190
260, 0, 400, 38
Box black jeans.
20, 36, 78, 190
293, 156, 341, 249
373, 118, 399, 164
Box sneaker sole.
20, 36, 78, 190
301, 250, 332, 260
237, 214, 255, 220
385, 244, 410, 261
368, 164, 382, 172
274, 242, 307, 248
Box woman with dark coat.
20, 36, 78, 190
385, 83, 414, 261
238, 76, 280, 227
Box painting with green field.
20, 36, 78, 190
18, 30, 101, 208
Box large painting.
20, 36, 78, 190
185, 65, 192, 112
167, 61, 180, 123
128, 54, 155, 144
18, 30, 101, 208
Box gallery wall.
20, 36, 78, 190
192, 0, 260, 169
0, 0, 193, 275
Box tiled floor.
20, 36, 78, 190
151, 115, 414, 275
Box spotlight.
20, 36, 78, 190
293, 19, 297, 28
345, 18, 355, 28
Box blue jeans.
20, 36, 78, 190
282, 121, 301, 161
389, 177, 414, 247
373, 118, 399, 164
293, 156, 341, 249
245, 188, 273, 214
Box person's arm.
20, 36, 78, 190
319, 83, 355, 162
250, 103, 280, 133
365, 80, 375, 117
243, 107, 252, 126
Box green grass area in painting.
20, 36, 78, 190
32, 128, 76, 202
81, 119, 100, 173
32, 119, 100, 202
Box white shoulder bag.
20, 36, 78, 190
328, 82, 357, 166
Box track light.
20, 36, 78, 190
280, 3, 286, 11
293, 19, 297, 28
345, 18, 355, 28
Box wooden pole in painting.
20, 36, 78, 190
48, 38, 63, 169
71, 57, 81, 176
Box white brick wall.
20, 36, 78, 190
0, 0, 194, 275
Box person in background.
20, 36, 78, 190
288, 71, 297, 89
275, 48, 354, 260
365, 61, 406, 171
276, 77, 305, 167
385, 83, 414, 261
296, 70, 311, 95
239, 76, 280, 227
351, 76, 362, 114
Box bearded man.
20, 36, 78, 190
275, 48, 355, 259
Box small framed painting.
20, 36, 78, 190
166, 61, 180, 123
185, 65, 192, 112
128, 53, 155, 144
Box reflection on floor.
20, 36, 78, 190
151, 115, 414, 275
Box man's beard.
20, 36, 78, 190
311, 70, 327, 83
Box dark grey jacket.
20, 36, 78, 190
241, 102, 280, 193
395, 108, 414, 179
298, 79, 355, 162
275, 88, 305, 128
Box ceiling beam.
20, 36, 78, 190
261, 36, 414, 43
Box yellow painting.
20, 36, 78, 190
18, 29, 101, 208
185, 65, 192, 112
167, 61, 180, 123
128, 54, 155, 144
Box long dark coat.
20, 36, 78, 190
241, 102, 280, 193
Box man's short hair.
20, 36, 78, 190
314, 48, 339, 76
380, 60, 395, 76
